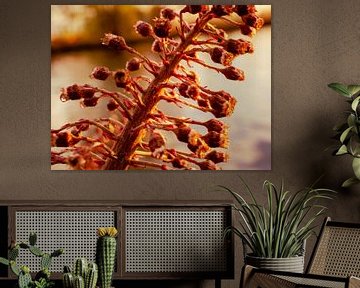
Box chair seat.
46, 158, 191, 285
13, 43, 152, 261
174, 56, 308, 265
242, 266, 360, 288
277, 274, 346, 288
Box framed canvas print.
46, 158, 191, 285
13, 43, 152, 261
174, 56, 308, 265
51, 5, 271, 170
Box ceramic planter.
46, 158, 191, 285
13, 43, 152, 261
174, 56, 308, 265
245, 254, 305, 273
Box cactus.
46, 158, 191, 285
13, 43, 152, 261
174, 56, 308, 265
19, 243, 30, 249
74, 258, 88, 279
9, 246, 19, 260
19, 270, 32, 288
29, 232, 37, 246
51, 248, 64, 258
63, 272, 74, 288
18, 266, 32, 288
63, 260, 98, 288
29, 245, 44, 257
41, 253, 52, 270
96, 227, 118, 288
85, 263, 98, 288
0, 232, 63, 288
73, 275, 85, 288
10, 260, 20, 276
64, 265, 72, 273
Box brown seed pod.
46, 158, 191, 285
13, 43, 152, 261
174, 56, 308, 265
134, 21, 153, 37
153, 18, 172, 38
202, 131, 229, 148
171, 158, 188, 169
204, 119, 227, 133
102, 33, 127, 51
183, 5, 209, 14
210, 47, 234, 66
197, 160, 219, 170
225, 39, 254, 55
242, 13, 264, 30
235, 5, 257, 16
220, 66, 245, 81
173, 124, 192, 143
126, 58, 141, 71
107, 100, 119, 111
114, 69, 130, 88
161, 8, 176, 20
205, 150, 229, 164
55, 132, 72, 147
211, 5, 234, 17
91, 66, 111, 80
82, 97, 98, 107
151, 40, 163, 53
148, 132, 166, 152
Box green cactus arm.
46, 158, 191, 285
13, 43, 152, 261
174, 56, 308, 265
63, 265, 72, 273
18, 271, 32, 288
29, 246, 44, 257
21, 265, 30, 274
85, 262, 98, 288
50, 248, 64, 257
41, 254, 52, 270
19, 242, 30, 249
8, 246, 19, 260
0, 257, 9, 266
63, 272, 74, 288
29, 232, 37, 246
73, 275, 85, 288
74, 258, 88, 279
10, 260, 20, 276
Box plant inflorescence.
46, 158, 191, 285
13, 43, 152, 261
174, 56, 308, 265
51, 5, 264, 170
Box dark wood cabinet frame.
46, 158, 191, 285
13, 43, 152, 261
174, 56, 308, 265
0, 201, 234, 288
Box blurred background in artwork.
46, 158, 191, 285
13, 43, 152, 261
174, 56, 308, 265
51, 5, 271, 170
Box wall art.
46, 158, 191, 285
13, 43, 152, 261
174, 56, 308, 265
51, 5, 271, 170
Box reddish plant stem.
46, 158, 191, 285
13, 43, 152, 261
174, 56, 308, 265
105, 13, 213, 170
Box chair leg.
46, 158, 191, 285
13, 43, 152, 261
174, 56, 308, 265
240, 265, 254, 288
240, 265, 296, 288
215, 278, 221, 288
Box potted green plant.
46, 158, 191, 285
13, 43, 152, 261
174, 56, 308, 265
223, 179, 334, 273
0, 232, 63, 288
328, 83, 360, 187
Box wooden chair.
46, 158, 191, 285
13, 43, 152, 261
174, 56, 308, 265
241, 217, 360, 288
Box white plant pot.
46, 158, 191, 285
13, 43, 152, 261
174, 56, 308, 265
245, 254, 305, 273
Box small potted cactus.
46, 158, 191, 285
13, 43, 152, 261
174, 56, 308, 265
96, 227, 118, 288
0, 232, 64, 288
63, 258, 98, 288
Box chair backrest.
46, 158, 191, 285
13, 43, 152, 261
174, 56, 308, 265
307, 217, 360, 277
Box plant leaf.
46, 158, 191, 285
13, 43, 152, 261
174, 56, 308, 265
351, 96, 360, 111
336, 145, 348, 155
328, 83, 351, 97
342, 177, 360, 188
340, 126, 353, 143
352, 157, 360, 179
349, 135, 360, 156
0, 257, 9, 266
347, 114, 357, 132
347, 85, 360, 97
